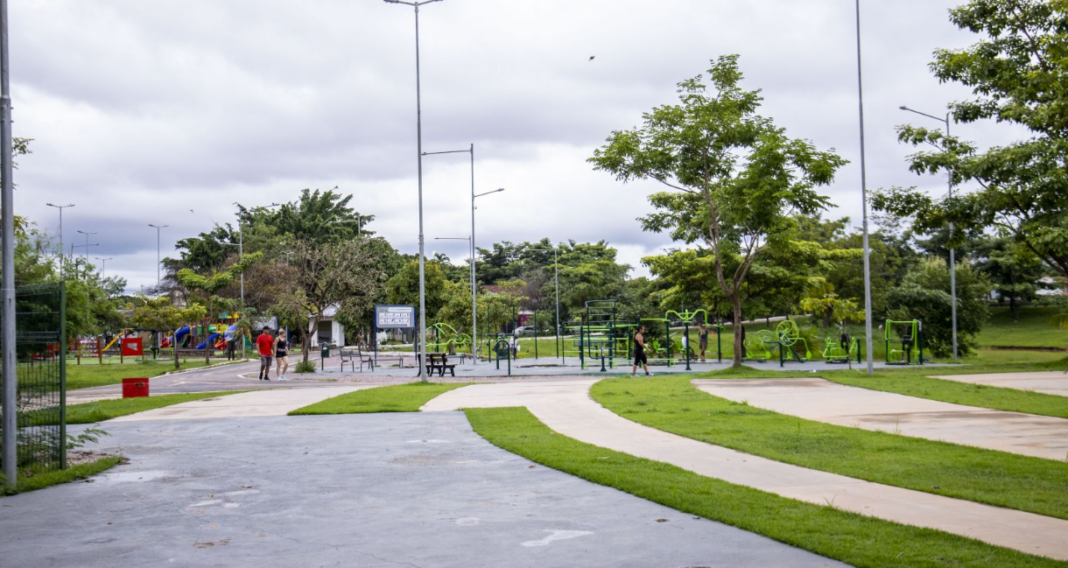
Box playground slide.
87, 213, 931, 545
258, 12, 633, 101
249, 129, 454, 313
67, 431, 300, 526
196, 333, 221, 350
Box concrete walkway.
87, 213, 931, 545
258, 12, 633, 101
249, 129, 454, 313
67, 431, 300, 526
932, 371, 1068, 398
693, 378, 1068, 461
109, 386, 368, 421
422, 379, 1068, 561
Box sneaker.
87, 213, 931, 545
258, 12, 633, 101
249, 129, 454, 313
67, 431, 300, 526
264, 376, 271, 381
645, 372, 652, 376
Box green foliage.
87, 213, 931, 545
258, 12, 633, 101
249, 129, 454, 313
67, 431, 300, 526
973, 235, 1052, 321
886, 258, 991, 358
386, 259, 450, 320
239, 188, 374, 245
589, 55, 846, 365
289, 382, 469, 414
874, 0, 1068, 281
293, 360, 317, 373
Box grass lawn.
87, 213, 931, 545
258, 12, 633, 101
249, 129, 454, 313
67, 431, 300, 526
66, 391, 244, 424
2, 456, 122, 496
978, 306, 1068, 349
591, 376, 1068, 520
289, 382, 469, 415
466, 406, 1064, 568
66, 358, 242, 390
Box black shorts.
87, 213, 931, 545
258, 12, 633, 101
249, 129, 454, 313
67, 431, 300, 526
634, 350, 648, 366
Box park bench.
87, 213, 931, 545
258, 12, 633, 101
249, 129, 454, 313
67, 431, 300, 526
340, 347, 374, 373
418, 352, 457, 377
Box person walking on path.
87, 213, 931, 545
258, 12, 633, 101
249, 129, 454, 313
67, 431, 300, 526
698, 323, 710, 363
631, 325, 653, 377
274, 329, 290, 381
257, 326, 274, 381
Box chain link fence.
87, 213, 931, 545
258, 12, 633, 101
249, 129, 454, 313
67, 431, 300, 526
0, 282, 66, 477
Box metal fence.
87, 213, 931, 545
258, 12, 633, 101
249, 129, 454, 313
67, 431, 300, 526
0, 282, 66, 477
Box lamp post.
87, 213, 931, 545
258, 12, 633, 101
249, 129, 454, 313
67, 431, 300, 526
472, 187, 505, 361
148, 223, 168, 291
76, 230, 96, 266
434, 236, 475, 362
384, 0, 444, 382
71, 242, 98, 279
1, 0, 18, 487
853, 0, 875, 376
46, 202, 74, 274
95, 257, 113, 278
899, 105, 959, 362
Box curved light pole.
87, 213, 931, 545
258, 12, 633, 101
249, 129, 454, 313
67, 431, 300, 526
472, 188, 504, 361
434, 236, 474, 362
76, 230, 96, 265
899, 105, 959, 362
526, 244, 562, 363
46, 202, 74, 274
148, 223, 168, 291
384, 0, 444, 382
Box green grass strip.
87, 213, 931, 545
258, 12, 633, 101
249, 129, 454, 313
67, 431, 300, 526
66, 391, 245, 424
289, 382, 470, 415
591, 376, 1068, 520
67, 359, 222, 390
465, 407, 1065, 568
2, 456, 122, 496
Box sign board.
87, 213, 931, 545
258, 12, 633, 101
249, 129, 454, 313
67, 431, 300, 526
121, 337, 144, 357
376, 305, 415, 329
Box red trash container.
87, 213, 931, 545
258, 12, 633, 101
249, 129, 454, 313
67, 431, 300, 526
122, 378, 150, 398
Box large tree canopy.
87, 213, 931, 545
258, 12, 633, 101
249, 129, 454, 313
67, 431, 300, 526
589, 55, 846, 365
874, 0, 1068, 280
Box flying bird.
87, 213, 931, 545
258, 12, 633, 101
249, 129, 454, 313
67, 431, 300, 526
589, 56, 595, 61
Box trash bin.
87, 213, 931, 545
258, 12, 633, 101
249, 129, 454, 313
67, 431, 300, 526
122, 378, 150, 398
321, 344, 330, 359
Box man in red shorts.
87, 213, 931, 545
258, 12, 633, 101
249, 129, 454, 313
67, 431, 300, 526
256, 326, 274, 381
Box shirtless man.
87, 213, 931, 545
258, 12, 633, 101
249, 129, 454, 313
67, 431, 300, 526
631, 325, 654, 377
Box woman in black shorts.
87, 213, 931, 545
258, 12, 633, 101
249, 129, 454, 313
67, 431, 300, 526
274, 330, 290, 381
631, 325, 652, 377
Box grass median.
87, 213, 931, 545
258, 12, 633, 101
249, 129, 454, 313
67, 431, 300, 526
66, 391, 244, 424
67, 359, 224, 390
2, 456, 122, 497
466, 406, 1064, 568
591, 376, 1068, 520
289, 382, 469, 415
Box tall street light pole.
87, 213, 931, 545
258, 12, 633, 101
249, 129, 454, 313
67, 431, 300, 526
148, 223, 168, 291
384, 0, 443, 383
95, 257, 113, 279
1, 0, 17, 488
46, 202, 74, 275
472, 187, 504, 361
76, 230, 97, 266
434, 236, 475, 362
900, 105, 959, 362
854, 0, 875, 376
528, 244, 562, 364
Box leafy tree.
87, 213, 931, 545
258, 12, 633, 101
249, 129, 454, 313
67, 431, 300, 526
238, 188, 373, 245
386, 259, 450, 325
590, 57, 847, 365
130, 295, 207, 369
973, 235, 1052, 321
874, 0, 1068, 282
281, 238, 386, 362
885, 258, 991, 358
557, 260, 629, 322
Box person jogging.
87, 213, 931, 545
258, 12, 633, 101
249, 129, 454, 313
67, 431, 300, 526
698, 322, 710, 362
631, 325, 654, 377
274, 329, 290, 381
257, 326, 274, 381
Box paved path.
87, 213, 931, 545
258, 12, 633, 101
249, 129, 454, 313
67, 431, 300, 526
109, 386, 367, 421
0, 414, 844, 567
932, 371, 1068, 398
422, 379, 1068, 561
693, 378, 1068, 461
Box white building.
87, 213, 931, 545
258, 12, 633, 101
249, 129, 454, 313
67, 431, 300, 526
310, 305, 346, 347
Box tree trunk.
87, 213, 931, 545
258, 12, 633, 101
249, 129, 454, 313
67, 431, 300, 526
303, 314, 321, 363
1010, 295, 1019, 323
731, 296, 744, 367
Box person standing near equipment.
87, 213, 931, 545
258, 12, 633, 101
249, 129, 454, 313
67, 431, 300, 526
631, 325, 653, 377
698, 323, 710, 363
274, 329, 290, 381
256, 326, 274, 381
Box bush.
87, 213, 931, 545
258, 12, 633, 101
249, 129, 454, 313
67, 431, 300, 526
886, 258, 990, 358
294, 360, 317, 374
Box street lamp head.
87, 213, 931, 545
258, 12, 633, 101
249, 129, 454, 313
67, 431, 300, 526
899, 105, 908, 111
46, 202, 74, 208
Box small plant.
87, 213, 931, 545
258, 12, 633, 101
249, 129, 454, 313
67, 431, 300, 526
68, 427, 110, 450
294, 360, 317, 374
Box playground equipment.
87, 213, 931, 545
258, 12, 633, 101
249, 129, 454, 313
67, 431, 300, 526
744, 330, 772, 362
885, 319, 924, 365
822, 332, 860, 364
746, 320, 811, 368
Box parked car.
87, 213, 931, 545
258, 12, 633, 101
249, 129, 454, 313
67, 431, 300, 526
513, 326, 536, 336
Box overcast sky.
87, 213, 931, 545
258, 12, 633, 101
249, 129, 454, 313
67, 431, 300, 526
11, 0, 1018, 290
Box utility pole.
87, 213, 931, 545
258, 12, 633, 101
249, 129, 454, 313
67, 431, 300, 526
46, 203, 74, 275
854, 0, 875, 376
1, 0, 18, 487
148, 223, 168, 291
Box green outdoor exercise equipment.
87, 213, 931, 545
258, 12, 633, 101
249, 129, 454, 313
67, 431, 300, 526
822, 334, 860, 364
757, 319, 811, 368
885, 319, 924, 365
427, 322, 472, 355
744, 330, 772, 362
641, 309, 723, 369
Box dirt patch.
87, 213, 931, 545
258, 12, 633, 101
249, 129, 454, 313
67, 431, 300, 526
67, 450, 122, 467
